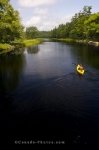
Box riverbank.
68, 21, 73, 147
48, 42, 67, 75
52, 38, 99, 47
0, 39, 43, 54
0, 44, 14, 54
22, 39, 43, 47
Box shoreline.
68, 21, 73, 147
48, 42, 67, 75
22, 39, 43, 47
0, 39, 43, 54
52, 38, 99, 47
0, 38, 98, 54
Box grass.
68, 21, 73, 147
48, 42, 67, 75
0, 43, 13, 50
59, 38, 99, 47
0, 43, 14, 54
0, 39, 43, 54
51, 38, 90, 45
22, 39, 43, 47
52, 38, 99, 47
58, 38, 76, 43
51, 38, 77, 43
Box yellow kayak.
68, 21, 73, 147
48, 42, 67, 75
76, 64, 85, 75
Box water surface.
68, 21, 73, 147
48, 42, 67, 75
0, 42, 99, 144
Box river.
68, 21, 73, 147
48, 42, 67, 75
0, 42, 99, 144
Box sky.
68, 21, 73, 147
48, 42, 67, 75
10, 0, 99, 31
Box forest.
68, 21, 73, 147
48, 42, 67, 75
51, 6, 99, 40
0, 0, 99, 51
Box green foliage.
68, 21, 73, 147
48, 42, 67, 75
51, 6, 99, 41
57, 38, 76, 43
0, 43, 14, 54
22, 39, 42, 47
0, 0, 24, 43
0, 2, 99, 47
25, 27, 51, 39
84, 13, 99, 40
0, 43, 12, 50
38, 31, 51, 38
26, 26, 39, 39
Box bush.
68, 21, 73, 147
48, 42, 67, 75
0, 44, 13, 50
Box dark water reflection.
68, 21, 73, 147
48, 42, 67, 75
0, 53, 25, 92
71, 44, 99, 70
0, 42, 99, 144
27, 45, 39, 54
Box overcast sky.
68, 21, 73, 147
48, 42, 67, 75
10, 0, 99, 31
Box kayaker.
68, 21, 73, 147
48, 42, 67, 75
78, 64, 84, 70
76, 64, 85, 75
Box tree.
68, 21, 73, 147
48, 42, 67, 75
69, 6, 92, 39
26, 26, 39, 39
84, 13, 99, 40
38, 31, 51, 38
0, 0, 24, 43
83, 6, 92, 15
50, 6, 99, 40
51, 27, 58, 38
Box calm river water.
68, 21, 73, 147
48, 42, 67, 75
0, 42, 99, 144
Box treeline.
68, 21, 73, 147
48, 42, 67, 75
51, 6, 99, 40
0, 1, 99, 46
0, 0, 50, 45
0, 0, 45, 51
25, 27, 51, 39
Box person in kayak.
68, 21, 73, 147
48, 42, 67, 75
78, 64, 84, 70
